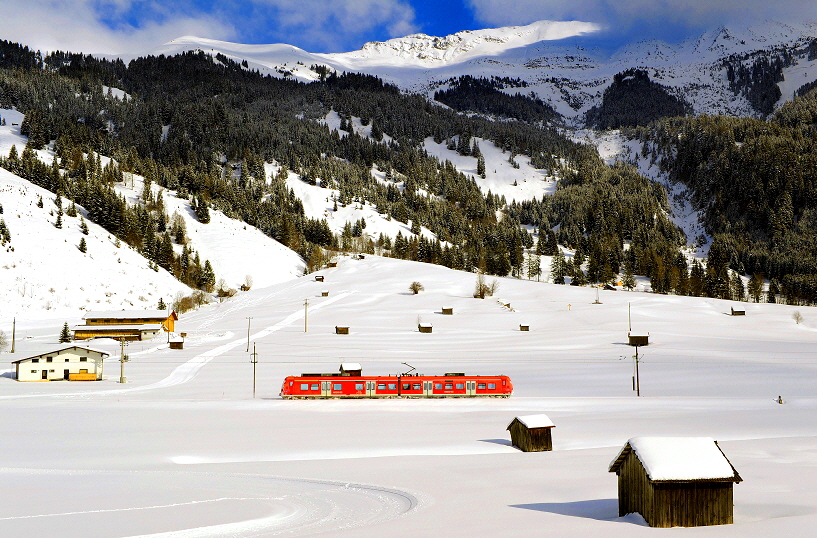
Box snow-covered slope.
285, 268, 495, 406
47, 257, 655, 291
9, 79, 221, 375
0, 170, 191, 318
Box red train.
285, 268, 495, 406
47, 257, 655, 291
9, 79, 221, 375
280, 363, 513, 399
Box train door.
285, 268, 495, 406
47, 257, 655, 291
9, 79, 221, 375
467, 380, 476, 396
423, 381, 433, 397
366, 381, 376, 397
321, 381, 331, 397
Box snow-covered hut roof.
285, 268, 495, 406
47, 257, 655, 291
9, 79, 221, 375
11, 344, 110, 363
340, 362, 362, 371
83, 309, 175, 320
507, 414, 555, 430
609, 437, 741, 482
74, 324, 164, 331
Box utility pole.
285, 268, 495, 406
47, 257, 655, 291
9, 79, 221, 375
119, 337, 128, 384
245, 317, 252, 352
251, 343, 258, 398
304, 298, 309, 333
633, 345, 641, 397
628, 302, 632, 332
10, 317, 15, 353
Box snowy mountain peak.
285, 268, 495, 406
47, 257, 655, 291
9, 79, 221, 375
324, 20, 602, 67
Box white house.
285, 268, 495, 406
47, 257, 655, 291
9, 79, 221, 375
12, 345, 109, 381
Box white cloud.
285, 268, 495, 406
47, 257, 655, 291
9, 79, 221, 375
466, 0, 817, 35
0, 1, 235, 55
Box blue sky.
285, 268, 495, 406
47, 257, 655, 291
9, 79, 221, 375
0, 0, 814, 55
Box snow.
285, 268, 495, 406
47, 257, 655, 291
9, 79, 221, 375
10, 343, 110, 360
84, 309, 170, 319
3, 255, 817, 535
512, 414, 555, 429
616, 437, 738, 481
341, 362, 362, 371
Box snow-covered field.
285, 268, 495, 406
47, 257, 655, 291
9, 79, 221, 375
2, 255, 816, 536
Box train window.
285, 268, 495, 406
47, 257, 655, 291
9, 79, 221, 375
455, 383, 464, 389
377, 383, 386, 390
434, 383, 442, 390
333, 384, 342, 391
402, 383, 411, 390
388, 383, 397, 390
478, 383, 486, 389
355, 383, 364, 390
413, 383, 421, 390
300, 384, 309, 390
310, 384, 319, 390
445, 383, 453, 389
488, 383, 496, 389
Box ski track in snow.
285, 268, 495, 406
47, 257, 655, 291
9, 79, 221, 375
0, 292, 352, 399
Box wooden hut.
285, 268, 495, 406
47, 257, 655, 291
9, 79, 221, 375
169, 334, 184, 350
507, 414, 554, 452
315, 275, 324, 282
339, 362, 362, 376
730, 307, 745, 316
418, 323, 433, 333
609, 437, 742, 528
519, 324, 530, 331
321, 290, 329, 297
335, 326, 349, 334
628, 332, 649, 346
327, 262, 337, 268
441, 307, 453, 315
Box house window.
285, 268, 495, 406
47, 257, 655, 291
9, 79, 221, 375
80, 357, 87, 362
31, 370, 37, 374
46, 357, 53, 362
32, 358, 39, 363
65, 358, 70, 362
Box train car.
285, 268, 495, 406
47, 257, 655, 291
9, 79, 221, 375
280, 365, 512, 399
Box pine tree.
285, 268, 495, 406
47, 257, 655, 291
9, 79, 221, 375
748, 273, 764, 302
59, 322, 72, 343
477, 155, 486, 179
80, 217, 89, 235
36, 196, 43, 208
158, 297, 166, 310
78, 237, 86, 253
55, 209, 63, 229
66, 201, 77, 217
623, 261, 636, 290
551, 250, 566, 284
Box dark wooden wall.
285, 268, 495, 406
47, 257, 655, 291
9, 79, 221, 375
509, 422, 552, 452
617, 452, 734, 527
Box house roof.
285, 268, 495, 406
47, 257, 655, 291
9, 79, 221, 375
340, 362, 362, 371
83, 309, 176, 320
74, 324, 164, 331
609, 437, 742, 483
507, 414, 555, 430
11, 345, 110, 363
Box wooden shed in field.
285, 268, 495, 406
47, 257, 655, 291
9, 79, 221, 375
609, 437, 742, 528
507, 414, 554, 452
628, 332, 649, 346
315, 275, 324, 282
730, 307, 745, 316
339, 362, 362, 376
169, 334, 184, 350
418, 323, 433, 333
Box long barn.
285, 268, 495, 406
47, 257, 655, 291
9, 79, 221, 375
608, 437, 742, 527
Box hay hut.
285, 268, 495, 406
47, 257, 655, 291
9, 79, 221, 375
507, 414, 554, 452
315, 275, 324, 282
441, 307, 453, 315
327, 262, 337, 268
339, 362, 362, 376
628, 332, 649, 346
730, 307, 745, 316
609, 437, 742, 528
519, 324, 530, 331
418, 323, 433, 333
335, 326, 349, 334
321, 290, 329, 297
169, 334, 184, 350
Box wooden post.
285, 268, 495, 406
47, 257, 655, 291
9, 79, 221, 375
10, 317, 15, 353
634, 345, 640, 397
251, 343, 258, 398
119, 337, 127, 384
245, 317, 252, 352
304, 299, 309, 332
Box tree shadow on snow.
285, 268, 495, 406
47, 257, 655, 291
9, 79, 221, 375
511, 499, 632, 523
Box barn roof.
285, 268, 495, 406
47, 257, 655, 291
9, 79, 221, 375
74, 324, 164, 331
11, 345, 110, 363
340, 362, 362, 371
83, 309, 176, 320
507, 414, 555, 430
609, 437, 742, 483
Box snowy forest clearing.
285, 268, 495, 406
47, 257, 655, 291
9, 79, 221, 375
2, 256, 816, 536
